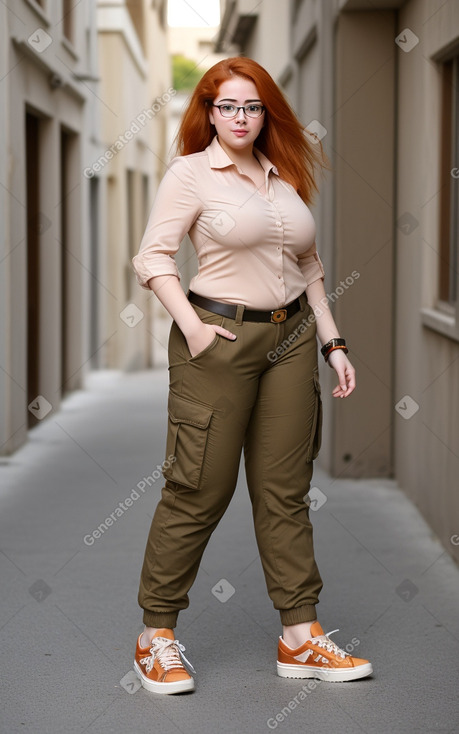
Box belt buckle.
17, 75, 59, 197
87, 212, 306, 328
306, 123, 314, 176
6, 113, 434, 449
270, 308, 287, 323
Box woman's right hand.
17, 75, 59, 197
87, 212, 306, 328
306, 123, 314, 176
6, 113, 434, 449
185, 321, 237, 358
145, 275, 237, 359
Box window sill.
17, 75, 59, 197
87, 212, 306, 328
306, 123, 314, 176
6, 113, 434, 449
421, 306, 459, 343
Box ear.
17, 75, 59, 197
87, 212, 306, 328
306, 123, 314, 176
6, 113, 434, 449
209, 107, 215, 126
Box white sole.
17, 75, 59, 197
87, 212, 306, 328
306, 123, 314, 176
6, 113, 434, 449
134, 661, 195, 694
277, 661, 373, 683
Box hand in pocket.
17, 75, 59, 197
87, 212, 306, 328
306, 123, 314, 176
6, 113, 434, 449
186, 322, 236, 359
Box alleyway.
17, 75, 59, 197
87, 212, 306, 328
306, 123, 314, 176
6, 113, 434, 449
1, 369, 458, 734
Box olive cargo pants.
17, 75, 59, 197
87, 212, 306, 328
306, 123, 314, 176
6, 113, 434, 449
138, 292, 323, 628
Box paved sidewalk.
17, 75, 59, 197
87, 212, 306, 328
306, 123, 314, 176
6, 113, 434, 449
1, 369, 459, 734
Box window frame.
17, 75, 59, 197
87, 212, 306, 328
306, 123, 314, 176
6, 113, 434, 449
421, 52, 459, 342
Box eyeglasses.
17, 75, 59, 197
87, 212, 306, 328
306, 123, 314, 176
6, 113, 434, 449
212, 104, 265, 119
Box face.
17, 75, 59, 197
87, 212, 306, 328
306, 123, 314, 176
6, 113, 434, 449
209, 77, 265, 156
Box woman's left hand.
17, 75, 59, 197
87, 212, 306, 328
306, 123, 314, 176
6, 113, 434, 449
327, 349, 356, 398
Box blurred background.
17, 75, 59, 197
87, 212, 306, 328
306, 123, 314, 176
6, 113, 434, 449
1, 0, 458, 565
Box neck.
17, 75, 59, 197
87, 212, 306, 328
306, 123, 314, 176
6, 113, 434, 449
217, 137, 257, 168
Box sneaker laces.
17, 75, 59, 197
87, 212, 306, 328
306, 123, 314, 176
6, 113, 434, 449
140, 637, 196, 675
310, 629, 348, 660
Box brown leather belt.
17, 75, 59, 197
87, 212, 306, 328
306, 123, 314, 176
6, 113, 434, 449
188, 291, 303, 324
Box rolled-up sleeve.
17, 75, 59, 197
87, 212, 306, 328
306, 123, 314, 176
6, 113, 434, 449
131, 157, 202, 290
297, 241, 325, 286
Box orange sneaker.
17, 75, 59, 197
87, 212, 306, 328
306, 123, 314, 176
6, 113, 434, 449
134, 628, 195, 694
277, 621, 373, 682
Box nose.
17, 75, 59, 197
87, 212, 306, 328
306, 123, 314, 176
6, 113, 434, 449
235, 107, 246, 123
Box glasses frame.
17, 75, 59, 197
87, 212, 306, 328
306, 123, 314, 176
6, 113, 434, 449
212, 104, 265, 119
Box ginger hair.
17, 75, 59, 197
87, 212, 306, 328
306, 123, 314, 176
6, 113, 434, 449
174, 57, 330, 205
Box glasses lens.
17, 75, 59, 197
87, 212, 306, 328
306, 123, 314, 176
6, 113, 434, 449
245, 105, 263, 118
219, 105, 236, 117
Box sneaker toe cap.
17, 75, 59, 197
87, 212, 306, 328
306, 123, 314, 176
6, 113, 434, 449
349, 656, 370, 668
164, 670, 193, 683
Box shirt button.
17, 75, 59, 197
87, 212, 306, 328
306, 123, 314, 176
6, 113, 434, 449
275, 221, 282, 228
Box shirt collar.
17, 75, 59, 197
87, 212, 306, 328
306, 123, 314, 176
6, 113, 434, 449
206, 135, 279, 176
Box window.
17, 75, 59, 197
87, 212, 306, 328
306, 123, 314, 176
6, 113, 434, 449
126, 169, 136, 299
126, 0, 145, 51
292, 0, 304, 23
439, 56, 459, 305
62, 0, 74, 43
423, 52, 459, 341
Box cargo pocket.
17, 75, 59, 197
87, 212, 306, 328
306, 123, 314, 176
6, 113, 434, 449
306, 368, 323, 462
163, 391, 213, 489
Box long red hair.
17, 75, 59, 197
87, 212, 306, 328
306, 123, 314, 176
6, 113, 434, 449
174, 57, 330, 205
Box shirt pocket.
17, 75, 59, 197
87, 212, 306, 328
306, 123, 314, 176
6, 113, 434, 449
305, 368, 323, 463
163, 391, 213, 489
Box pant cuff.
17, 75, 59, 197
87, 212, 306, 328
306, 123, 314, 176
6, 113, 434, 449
142, 609, 179, 629
280, 604, 317, 625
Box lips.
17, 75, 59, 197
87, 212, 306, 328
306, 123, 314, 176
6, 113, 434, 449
232, 130, 248, 137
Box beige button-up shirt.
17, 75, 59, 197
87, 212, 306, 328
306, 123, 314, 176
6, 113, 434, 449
132, 136, 325, 309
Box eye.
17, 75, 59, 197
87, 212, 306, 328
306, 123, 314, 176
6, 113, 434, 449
247, 105, 262, 113
220, 104, 235, 113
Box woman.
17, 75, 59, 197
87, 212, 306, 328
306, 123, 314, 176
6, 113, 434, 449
131, 57, 372, 694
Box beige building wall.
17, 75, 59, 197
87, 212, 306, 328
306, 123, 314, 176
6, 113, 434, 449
394, 0, 459, 561
217, 0, 290, 81
332, 9, 396, 478
1, 0, 101, 455
96, 0, 171, 371
0, 0, 170, 455
217, 0, 459, 564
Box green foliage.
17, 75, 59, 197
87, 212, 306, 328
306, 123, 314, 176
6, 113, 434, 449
172, 54, 204, 91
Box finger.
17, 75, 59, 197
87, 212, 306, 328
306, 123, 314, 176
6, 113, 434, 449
332, 380, 354, 398
340, 380, 356, 397
214, 325, 237, 340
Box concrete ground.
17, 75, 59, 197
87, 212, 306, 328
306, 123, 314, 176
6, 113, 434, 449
1, 368, 459, 734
